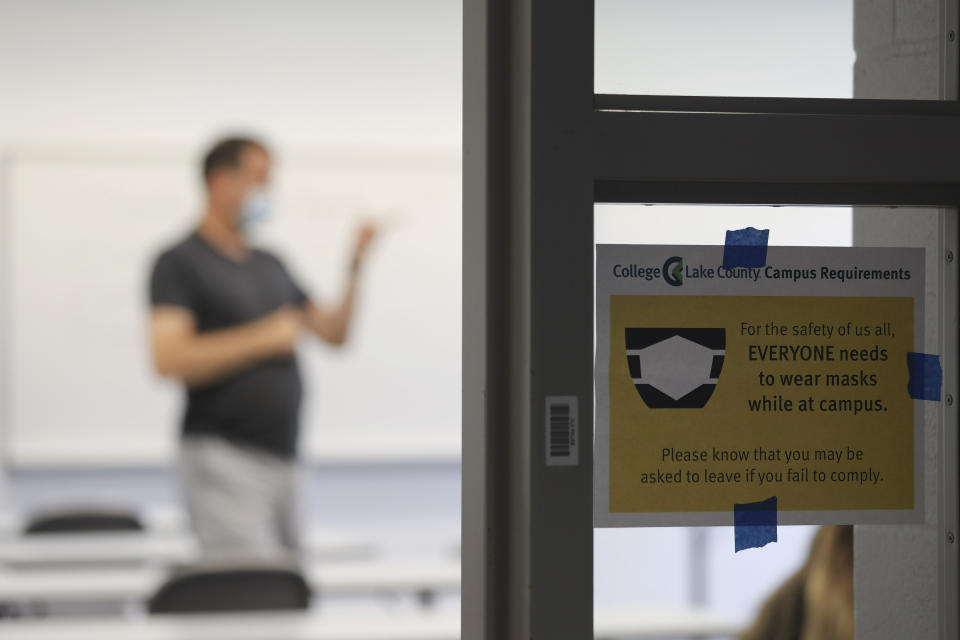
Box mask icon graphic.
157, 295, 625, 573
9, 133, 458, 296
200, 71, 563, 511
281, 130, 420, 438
625, 328, 725, 408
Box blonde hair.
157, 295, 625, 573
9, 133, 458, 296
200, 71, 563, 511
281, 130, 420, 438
738, 525, 853, 640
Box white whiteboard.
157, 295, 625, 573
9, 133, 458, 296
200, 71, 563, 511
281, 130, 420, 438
6, 149, 461, 467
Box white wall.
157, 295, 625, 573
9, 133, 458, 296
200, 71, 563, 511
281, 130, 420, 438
0, 0, 463, 466
852, 1, 950, 638
0, 0, 461, 149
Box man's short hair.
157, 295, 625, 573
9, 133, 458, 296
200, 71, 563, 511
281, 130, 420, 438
202, 136, 268, 182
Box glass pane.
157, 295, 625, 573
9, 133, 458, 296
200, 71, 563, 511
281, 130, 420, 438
596, 0, 854, 98
593, 205, 852, 636
596, 0, 944, 100
592, 204, 946, 637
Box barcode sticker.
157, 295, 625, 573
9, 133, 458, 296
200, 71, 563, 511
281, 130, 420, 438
546, 395, 578, 466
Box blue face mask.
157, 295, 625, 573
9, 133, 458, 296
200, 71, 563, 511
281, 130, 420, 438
239, 188, 272, 228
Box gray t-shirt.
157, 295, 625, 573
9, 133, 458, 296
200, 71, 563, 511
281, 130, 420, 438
148, 232, 309, 459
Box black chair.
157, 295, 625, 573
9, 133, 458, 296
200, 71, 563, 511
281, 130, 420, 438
23, 508, 143, 535
148, 564, 312, 614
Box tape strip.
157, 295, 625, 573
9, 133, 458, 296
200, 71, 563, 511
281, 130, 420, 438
722, 227, 769, 269
734, 496, 778, 552
907, 352, 942, 401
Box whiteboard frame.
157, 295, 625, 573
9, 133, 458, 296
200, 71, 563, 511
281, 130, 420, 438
0, 145, 461, 470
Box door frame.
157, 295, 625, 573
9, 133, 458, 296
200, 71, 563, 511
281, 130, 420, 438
463, 1, 960, 637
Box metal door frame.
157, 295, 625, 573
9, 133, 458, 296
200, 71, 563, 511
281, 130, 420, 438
463, 1, 960, 637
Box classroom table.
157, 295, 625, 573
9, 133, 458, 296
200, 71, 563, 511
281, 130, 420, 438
0, 606, 745, 639
0, 560, 461, 606
0, 533, 195, 568
0, 531, 376, 569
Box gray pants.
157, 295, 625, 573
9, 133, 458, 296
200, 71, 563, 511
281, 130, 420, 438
179, 435, 300, 559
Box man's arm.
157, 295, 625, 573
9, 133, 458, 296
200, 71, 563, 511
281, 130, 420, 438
151, 306, 304, 387
303, 280, 357, 346
304, 222, 377, 346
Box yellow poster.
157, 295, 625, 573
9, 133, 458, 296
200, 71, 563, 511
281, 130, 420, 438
595, 246, 925, 526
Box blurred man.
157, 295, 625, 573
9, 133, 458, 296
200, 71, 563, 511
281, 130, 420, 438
149, 136, 375, 557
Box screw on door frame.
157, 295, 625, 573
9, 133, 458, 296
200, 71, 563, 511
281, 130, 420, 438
948, 531, 956, 544
947, 250, 955, 263
950, 30, 957, 42
947, 394, 955, 406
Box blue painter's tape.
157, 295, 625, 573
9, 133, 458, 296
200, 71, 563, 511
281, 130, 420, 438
907, 352, 942, 401
734, 496, 777, 552
722, 227, 769, 269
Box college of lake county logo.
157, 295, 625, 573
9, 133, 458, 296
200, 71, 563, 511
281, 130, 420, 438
663, 256, 683, 287
625, 328, 726, 408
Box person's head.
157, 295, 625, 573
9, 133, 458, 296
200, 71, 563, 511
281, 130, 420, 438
202, 136, 272, 229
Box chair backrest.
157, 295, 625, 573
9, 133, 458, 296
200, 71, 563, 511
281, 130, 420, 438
148, 565, 312, 614
24, 508, 144, 535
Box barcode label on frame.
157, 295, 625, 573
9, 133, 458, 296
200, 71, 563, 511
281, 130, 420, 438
546, 395, 578, 466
